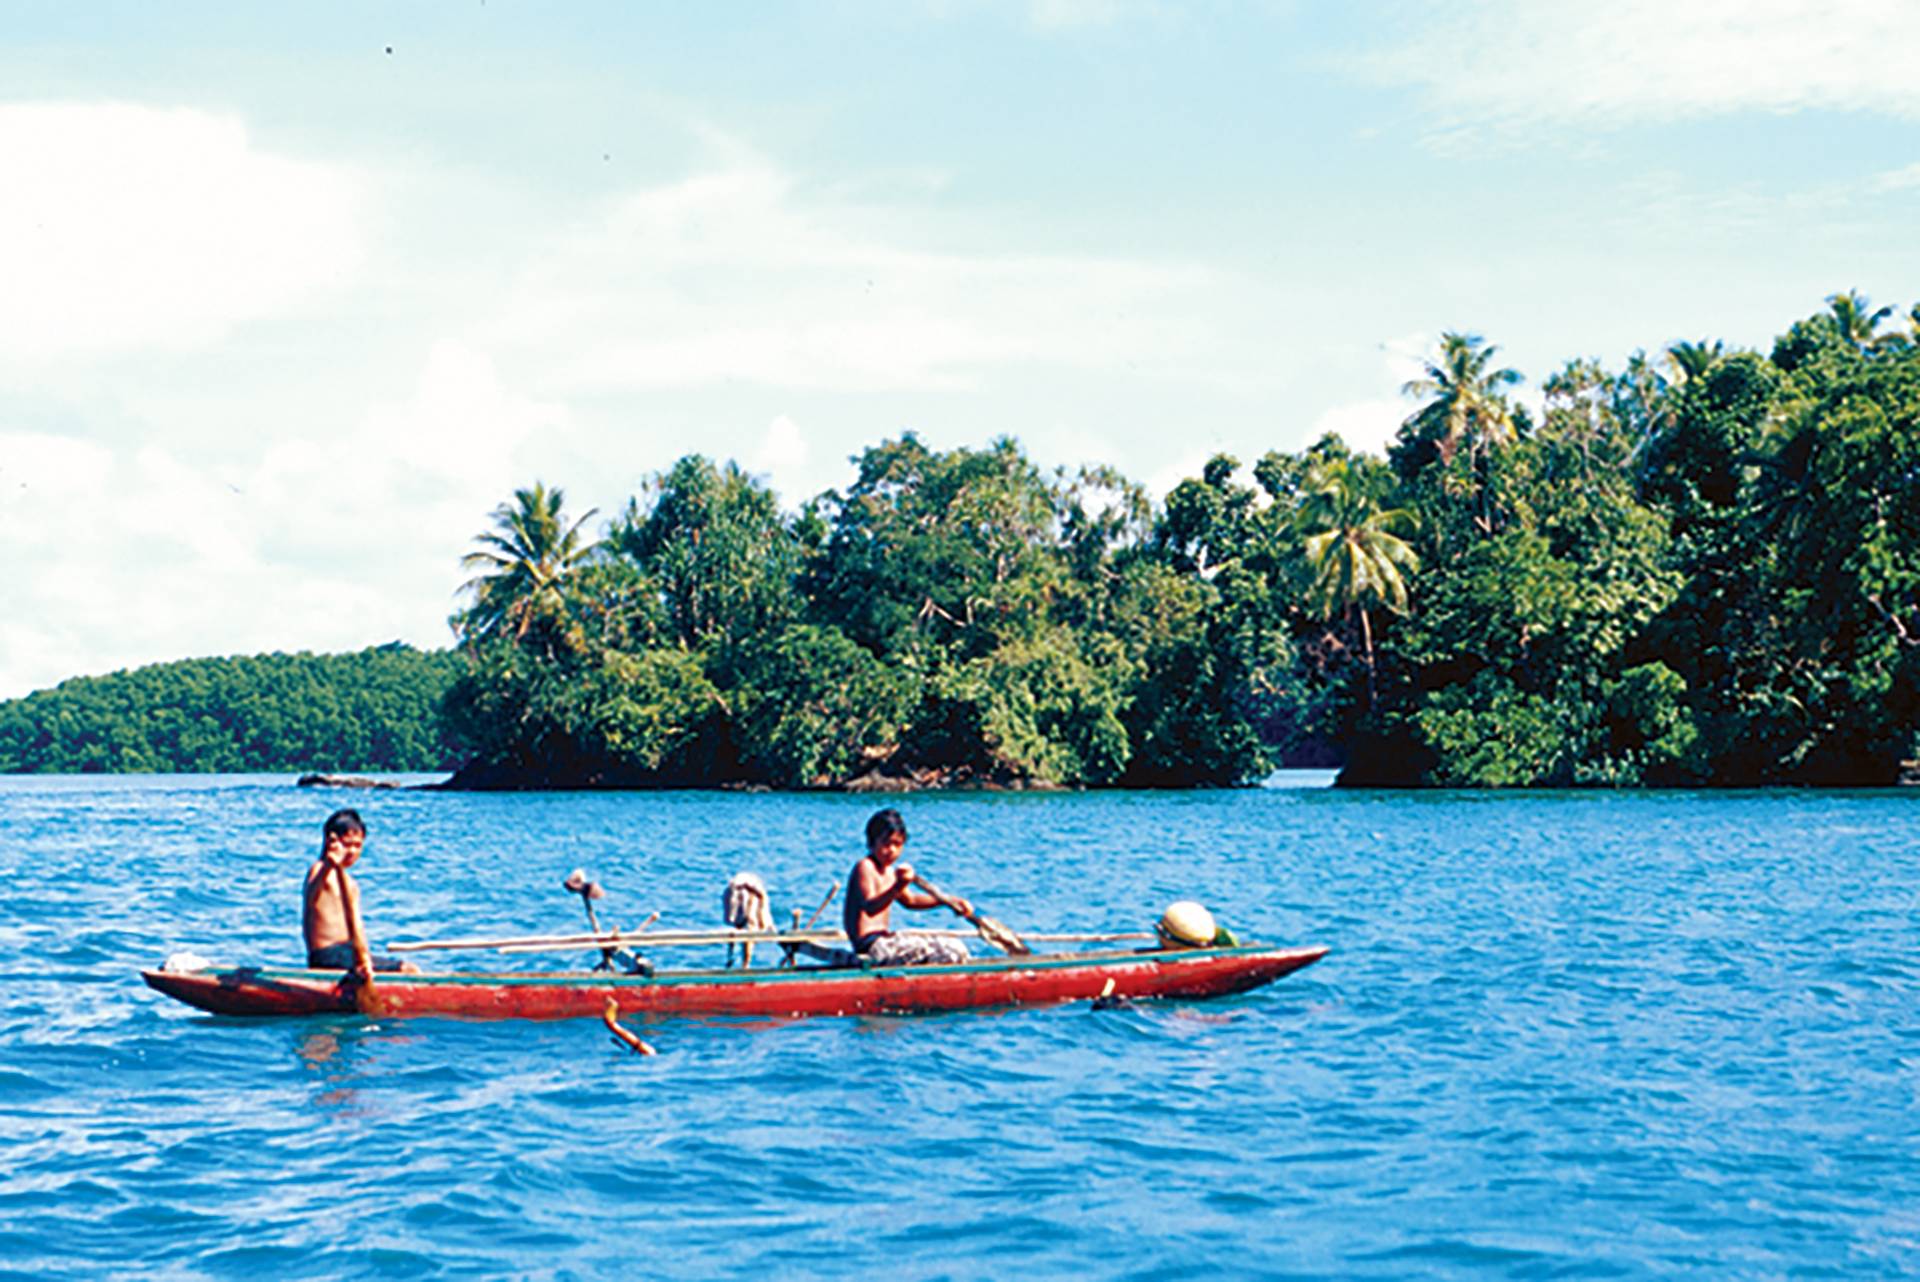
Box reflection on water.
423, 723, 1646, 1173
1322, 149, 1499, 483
298, 1030, 343, 1068
292, 1022, 425, 1117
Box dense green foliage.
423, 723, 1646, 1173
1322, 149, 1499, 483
445, 295, 1920, 788
13, 295, 1916, 787
1354, 297, 1920, 785
0, 645, 460, 774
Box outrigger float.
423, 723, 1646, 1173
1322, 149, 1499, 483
140, 941, 1327, 1021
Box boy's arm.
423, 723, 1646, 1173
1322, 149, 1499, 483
890, 864, 970, 916
855, 859, 919, 913
890, 861, 933, 909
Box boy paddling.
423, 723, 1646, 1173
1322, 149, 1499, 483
302, 809, 419, 975
843, 809, 974, 965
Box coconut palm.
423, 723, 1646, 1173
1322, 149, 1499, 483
456, 482, 600, 649
1398, 332, 1523, 471
1297, 458, 1419, 707
1827, 289, 1895, 351
1666, 339, 1725, 384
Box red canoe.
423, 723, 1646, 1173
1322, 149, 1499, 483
141, 943, 1327, 1020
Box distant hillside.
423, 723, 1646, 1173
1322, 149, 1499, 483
0, 644, 461, 774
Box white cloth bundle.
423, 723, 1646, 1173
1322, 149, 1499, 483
722, 872, 773, 932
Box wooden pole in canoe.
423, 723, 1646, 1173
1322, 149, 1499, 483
388, 927, 1158, 956
782, 881, 840, 969
494, 929, 856, 954
493, 928, 1149, 955
388, 927, 851, 953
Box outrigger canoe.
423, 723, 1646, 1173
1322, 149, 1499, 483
141, 943, 1327, 1020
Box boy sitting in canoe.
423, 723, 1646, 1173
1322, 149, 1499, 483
844, 809, 973, 965
302, 809, 419, 975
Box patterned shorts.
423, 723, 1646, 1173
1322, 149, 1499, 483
866, 932, 972, 966
307, 943, 410, 972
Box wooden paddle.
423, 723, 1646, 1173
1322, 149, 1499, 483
331, 861, 385, 1017
904, 872, 1032, 956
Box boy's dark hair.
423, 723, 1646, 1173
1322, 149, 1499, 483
865, 808, 907, 849
323, 809, 366, 841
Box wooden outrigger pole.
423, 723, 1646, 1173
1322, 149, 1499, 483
387, 927, 1156, 955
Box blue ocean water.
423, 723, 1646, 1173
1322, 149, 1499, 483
1, 774, 1916, 1280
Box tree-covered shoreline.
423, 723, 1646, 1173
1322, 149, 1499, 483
7, 296, 1917, 788
0, 645, 461, 774
440, 296, 1919, 790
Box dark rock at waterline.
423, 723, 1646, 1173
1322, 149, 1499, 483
429, 757, 1068, 793
297, 773, 404, 790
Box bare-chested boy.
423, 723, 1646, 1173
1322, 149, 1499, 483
302, 809, 419, 974
843, 809, 973, 965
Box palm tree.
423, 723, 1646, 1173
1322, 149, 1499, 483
1827, 289, 1895, 351
456, 482, 600, 649
1297, 458, 1419, 707
1665, 339, 1724, 384
1398, 332, 1523, 471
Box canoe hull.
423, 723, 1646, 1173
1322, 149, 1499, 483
140, 944, 1327, 1021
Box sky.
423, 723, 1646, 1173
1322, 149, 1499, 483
3, 0, 1918, 699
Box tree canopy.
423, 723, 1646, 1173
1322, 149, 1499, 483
0, 645, 459, 774
440, 294, 1920, 789
11, 294, 1918, 788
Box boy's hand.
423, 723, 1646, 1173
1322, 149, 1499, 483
895, 862, 916, 885
951, 897, 973, 918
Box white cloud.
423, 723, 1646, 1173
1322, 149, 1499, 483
0, 113, 1270, 696
1362, 1, 1920, 134
746, 414, 809, 480
0, 102, 365, 362
1304, 332, 1430, 458
0, 342, 572, 698
485, 151, 1223, 396
1870, 162, 1920, 192
1307, 397, 1406, 458
1145, 449, 1212, 500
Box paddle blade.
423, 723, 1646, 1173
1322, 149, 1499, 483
903, 871, 1032, 956
973, 914, 1031, 956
